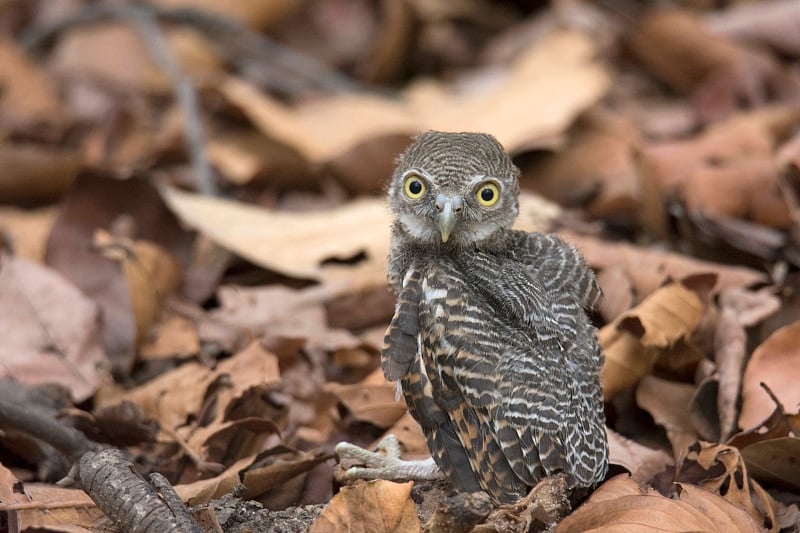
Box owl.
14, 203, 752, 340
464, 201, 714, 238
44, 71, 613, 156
337, 131, 608, 505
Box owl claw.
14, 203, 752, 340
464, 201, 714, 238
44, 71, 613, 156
335, 434, 442, 482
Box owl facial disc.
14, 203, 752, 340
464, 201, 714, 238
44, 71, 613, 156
435, 193, 462, 242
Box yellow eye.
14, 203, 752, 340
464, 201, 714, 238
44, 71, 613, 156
476, 182, 500, 206
404, 175, 426, 199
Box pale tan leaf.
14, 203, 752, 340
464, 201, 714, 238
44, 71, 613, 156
600, 280, 704, 399
309, 480, 420, 533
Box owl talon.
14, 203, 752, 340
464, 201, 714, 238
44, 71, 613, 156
335, 435, 442, 482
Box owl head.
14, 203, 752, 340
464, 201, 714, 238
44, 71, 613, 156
389, 131, 520, 247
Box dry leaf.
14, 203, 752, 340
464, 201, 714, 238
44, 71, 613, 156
563, 231, 765, 301
686, 443, 777, 531
152, 0, 300, 30
46, 173, 191, 375
607, 428, 673, 484
94, 230, 183, 350
739, 321, 800, 431
636, 376, 698, 461
326, 369, 406, 429
309, 480, 420, 533
243, 446, 331, 499
221, 30, 607, 163
0, 206, 59, 263
740, 437, 800, 493
140, 314, 200, 360
0, 254, 109, 402
0, 39, 65, 124
0, 144, 81, 205
556, 474, 761, 532
706, 1, 800, 57
0, 482, 102, 532
175, 455, 256, 506
161, 187, 558, 294
600, 280, 704, 399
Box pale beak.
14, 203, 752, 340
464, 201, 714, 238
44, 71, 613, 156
436, 194, 461, 243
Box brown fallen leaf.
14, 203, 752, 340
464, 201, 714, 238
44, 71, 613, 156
0, 207, 59, 263
629, 9, 796, 122
600, 279, 705, 400
46, 172, 191, 375
640, 106, 800, 229
740, 437, 800, 493
220, 30, 608, 163
562, 230, 765, 302
93, 230, 183, 352
151, 0, 299, 30
326, 369, 406, 429
636, 376, 698, 462
175, 455, 256, 506
556, 474, 761, 532
0, 144, 82, 205
0, 254, 110, 403
0, 39, 66, 125
243, 445, 332, 499
606, 427, 673, 484
0, 480, 103, 532
739, 321, 800, 431
161, 188, 558, 294
140, 313, 200, 360
309, 480, 420, 533
706, 0, 800, 57
683, 443, 779, 531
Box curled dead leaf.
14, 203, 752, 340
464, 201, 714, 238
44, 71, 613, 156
600, 279, 705, 399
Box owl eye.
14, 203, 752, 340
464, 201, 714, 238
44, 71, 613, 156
476, 182, 500, 206
404, 175, 426, 199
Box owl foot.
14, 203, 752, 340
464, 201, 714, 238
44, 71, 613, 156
335, 434, 443, 481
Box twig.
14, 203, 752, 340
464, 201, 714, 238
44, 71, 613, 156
80, 448, 202, 533
116, 4, 217, 197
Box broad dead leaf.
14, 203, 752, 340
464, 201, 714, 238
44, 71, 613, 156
556, 474, 761, 532
0, 482, 103, 533
600, 280, 705, 399
740, 437, 800, 493
0, 254, 109, 402
607, 428, 673, 484
175, 455, 256, 506
161, 187, 558, 293
636, 376, 698, 461
243, 446, 332, 499
739, 321, 800, 430
309, 480, 420, 533
326, 369, 406, 428
563, 231, 765, 301
221, 30, 607, 164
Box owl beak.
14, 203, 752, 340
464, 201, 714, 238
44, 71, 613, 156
436, 195, 460, 243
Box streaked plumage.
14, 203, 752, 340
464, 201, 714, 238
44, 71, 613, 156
383, 131, 608, 504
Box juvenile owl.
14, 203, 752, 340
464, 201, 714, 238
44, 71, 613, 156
339, 131, 608, 505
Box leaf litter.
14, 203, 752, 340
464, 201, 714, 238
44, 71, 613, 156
1, 1, 800, 531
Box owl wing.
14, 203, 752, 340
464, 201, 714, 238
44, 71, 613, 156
381, 265, 485, 494
449, 240, 607, 492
